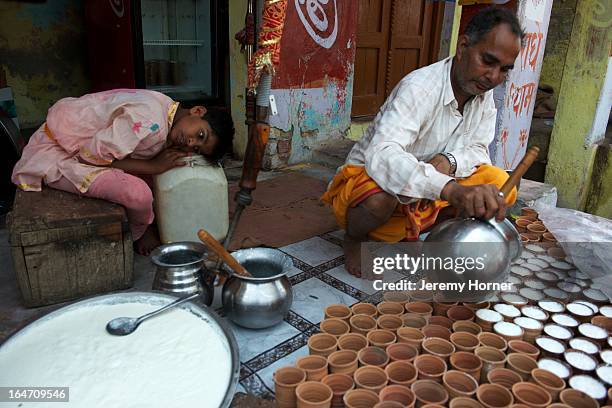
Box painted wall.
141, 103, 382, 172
538, 0, 578, 107
490, 0, 553, 171
586, 143, 612, 218
0, 0, 90, 130
545, 0, 612, 211
264, 0, 358, 167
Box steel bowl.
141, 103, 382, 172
222, 248, 294, 329
424, 217, 522, 302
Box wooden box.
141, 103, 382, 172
7, 188, 133, 307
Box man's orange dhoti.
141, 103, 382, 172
321, 164, 517, 242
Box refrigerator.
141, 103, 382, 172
85, 0, 228, 106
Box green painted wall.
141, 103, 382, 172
538, 0, 579, 107
0, 0, 90, 130
586, 143, 612, 218
545, 0, 612, 211
228, 1, 248, 158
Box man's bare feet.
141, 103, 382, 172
134, 224, 161, 256
343, 236, 376, 281
343, 237, 362, 278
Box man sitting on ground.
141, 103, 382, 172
322, 7, 524, 277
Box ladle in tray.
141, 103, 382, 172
106, 292, 200, 336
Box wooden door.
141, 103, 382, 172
351, 0, 392, 117
352, 0, 445, 118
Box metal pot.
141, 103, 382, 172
424, 217, 522, 302
421, 147, 538, 303
150, 241, 214, 306
222, 248, 293, 329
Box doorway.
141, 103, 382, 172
352, 0, 445, 118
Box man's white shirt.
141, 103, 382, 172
345, 57, 496, 202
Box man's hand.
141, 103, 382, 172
440, 181, 506, 221
149, 148, 188, 174
428, 154, 452, 176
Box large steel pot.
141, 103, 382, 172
222, 248, 293, 329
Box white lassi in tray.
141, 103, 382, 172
0, 295, 234, 408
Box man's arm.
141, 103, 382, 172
109, 149, 187, 175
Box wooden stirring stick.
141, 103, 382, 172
500, 146, 540, 196
198, 229, 252, 277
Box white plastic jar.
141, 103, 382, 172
154, 155, 228, 243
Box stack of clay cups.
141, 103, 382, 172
273, 294, 610, 407
514, 207, 560, 245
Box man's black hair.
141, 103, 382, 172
203, 108, 234, 162
464, 7, 525, 46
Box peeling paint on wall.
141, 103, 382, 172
265, 0, 358, 167
0, 0, 90, 129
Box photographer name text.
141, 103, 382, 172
373, 279, 514, 292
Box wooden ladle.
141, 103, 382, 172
499, 146, 540, 196
198, 229, 252, 277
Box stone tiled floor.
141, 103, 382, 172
2, 227, 611, 401
0, 228, 397, 400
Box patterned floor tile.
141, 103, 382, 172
280, 237, 343, 266
286, 265, 305, 277
324, 264, 405, 295
240, 364, 254, 381
240, 373, 274, 399
245, 333, 309, 372
284, 310, 316, 332
230, 321, 301, 361
364, 291, 385, 305
311, 256, 345, 275
328, 230, 345, 240
320, 231, 344, 247
291, 277, 357, 324
286, 255, 313, 272
316, 272, 370, 301
257, 345, 310, 391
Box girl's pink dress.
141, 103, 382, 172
13, 88, 179, 192
12, 89, 180, 240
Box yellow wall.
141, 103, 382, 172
538, 0, 578, 106
545, 0, 612, 212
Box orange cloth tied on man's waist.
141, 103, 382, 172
321, 164, 517, 242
